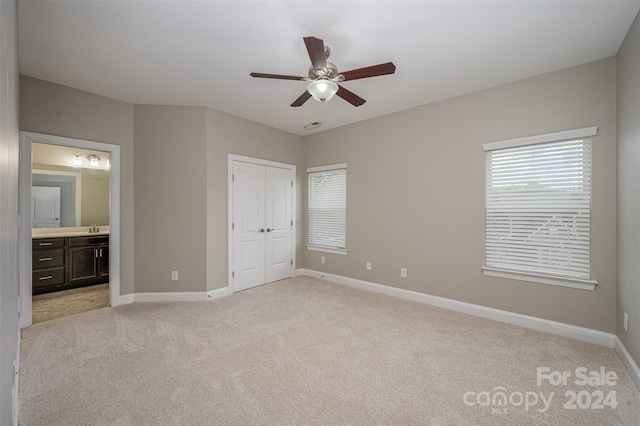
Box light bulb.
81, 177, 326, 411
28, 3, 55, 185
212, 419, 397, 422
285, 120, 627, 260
307, 79, 338, 102
88, 154, 100, 167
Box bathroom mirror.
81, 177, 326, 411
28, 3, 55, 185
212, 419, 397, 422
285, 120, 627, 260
32, 143, 110, 229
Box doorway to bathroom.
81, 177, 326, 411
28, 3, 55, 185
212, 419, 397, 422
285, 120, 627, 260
18, 132, 122, 328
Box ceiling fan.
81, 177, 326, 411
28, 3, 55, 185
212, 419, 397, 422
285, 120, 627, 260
250, 36, 396, 107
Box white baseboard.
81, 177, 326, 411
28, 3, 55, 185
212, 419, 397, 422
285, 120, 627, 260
115, 287, 231, 304
298, 269, 615, 348
207, 286, 230, 300
13, 327, 20, 426
116, 294, 134, 306
134, 292, 208, 302
614, 336, 640, 389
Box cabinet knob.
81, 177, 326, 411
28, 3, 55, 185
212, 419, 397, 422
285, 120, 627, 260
266, 228, 273, 232
259, 228, 265, 233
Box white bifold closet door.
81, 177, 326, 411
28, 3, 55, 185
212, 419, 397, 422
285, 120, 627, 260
232, 161, 293, 292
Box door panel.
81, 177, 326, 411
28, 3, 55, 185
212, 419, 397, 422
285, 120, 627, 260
232, 162, 266, 292
68, 246, 98, 282
265, 166, 293, 283
32, 186, 60, 228
269, 237, 288, 264
240, 240, 260, 271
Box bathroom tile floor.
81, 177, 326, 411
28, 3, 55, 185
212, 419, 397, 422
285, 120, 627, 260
32, 283, 109, 324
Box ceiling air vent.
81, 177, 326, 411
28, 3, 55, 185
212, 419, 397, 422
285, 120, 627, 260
303, 122, 322, 131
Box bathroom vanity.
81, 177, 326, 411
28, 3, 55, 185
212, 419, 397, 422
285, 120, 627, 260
32, 227, 109, 295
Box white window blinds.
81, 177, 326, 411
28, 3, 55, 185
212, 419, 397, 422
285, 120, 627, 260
484, 135, 593, 280
308, 164, 347, 252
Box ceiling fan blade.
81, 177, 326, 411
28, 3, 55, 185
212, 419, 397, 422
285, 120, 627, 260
304, 36, 327, 71
291, 91, 312, 107
250, 72, 305, 81
341, 62, 396, 81
336, 85, 366, 107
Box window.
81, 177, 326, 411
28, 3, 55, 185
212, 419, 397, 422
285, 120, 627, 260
307, 163, 347, 254
482, 127, 597, 290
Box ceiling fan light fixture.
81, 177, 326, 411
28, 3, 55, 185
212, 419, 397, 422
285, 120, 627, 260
307, 79, 338, 103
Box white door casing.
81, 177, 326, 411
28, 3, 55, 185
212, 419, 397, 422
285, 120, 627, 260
19, 131, 122, 329
229, 155, 295, 293
31, 186, 61, 228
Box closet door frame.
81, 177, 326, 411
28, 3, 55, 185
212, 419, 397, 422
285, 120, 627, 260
227, 154, 296, 293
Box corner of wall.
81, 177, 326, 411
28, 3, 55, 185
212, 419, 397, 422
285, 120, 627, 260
616, 10, 640, 367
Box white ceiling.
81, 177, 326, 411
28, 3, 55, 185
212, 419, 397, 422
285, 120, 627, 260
18, 1, 640, 136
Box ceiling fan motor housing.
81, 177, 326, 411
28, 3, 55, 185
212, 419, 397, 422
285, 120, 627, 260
308, 61, 340, 80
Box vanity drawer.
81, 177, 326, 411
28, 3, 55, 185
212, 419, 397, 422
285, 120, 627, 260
32, 238, 65, 250
32, 267, 65, 288
68, 236, 109, 247
32, 249, 65, 270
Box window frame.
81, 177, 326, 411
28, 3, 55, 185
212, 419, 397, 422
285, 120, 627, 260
307, 163, 348, 255
481, 127, 598, 291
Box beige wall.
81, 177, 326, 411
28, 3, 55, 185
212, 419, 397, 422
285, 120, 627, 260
206, 108, 305, 291
304, 58, 617, 333
19, 78, 305, 296
80, 170, 110, 226
19, 75, 135, 295
133, 104, 305, 294
14, 41, 628, 340
0, 0, 19, 422
617, 12, 640, 365
134, 105, 208, 293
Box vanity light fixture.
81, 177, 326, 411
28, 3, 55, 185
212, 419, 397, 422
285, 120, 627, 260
87, 154, 100, 167
72, 154, 82, 166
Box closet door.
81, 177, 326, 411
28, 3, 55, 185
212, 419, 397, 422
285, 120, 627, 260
231, 161, 294, 292
265, 166, 293, 283
232, 161, 266, 292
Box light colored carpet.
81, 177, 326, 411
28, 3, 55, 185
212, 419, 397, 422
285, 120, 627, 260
19, 276, 640, 425
32, 283, 110, 324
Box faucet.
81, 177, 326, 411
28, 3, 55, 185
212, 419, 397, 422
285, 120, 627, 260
88, 224, 100, 233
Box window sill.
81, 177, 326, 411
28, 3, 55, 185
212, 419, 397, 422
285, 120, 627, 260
481, 267, 597, 291
307, 245, 347, 255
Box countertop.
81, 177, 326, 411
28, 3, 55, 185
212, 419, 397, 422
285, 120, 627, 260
32, 226, 110, 239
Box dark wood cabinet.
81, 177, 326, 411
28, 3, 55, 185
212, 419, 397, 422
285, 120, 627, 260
32, 235, 109, 295
98, 245, 109, 280
68, 246, 100, 283
68, 236, 109, 286
32, 238, 66, 294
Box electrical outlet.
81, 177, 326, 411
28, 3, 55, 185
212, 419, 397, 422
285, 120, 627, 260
171, 270, 179, 281
623, 312, 629, 332
400, 268, 407, 278
366, 262, 372, 271
320, 256, 325, 264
